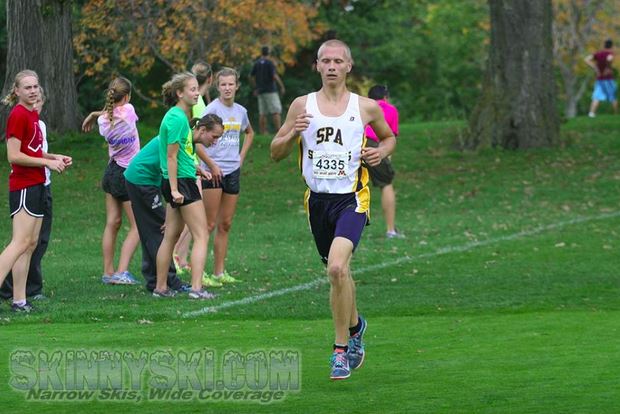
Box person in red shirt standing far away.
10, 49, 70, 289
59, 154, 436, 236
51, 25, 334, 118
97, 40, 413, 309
585, 39, 617, 117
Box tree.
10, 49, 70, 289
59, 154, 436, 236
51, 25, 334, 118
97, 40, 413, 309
553, 0, 620, 118
1, 0, 80, 135
466, 0, 559, 149
315, 0, 489, 120
75, 0, 322, 106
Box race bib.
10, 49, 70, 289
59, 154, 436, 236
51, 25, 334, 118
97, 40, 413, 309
312, 151, 348, 179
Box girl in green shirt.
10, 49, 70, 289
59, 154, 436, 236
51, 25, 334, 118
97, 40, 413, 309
154, 73, 221, 300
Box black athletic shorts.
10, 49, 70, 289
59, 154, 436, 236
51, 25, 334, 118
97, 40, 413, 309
9, 183, 45, 218
161, 177, 202, 208
202, 168, 240, 195
102, 160, 129, 201
365, 139, 395, 188
307, 192, 368, 264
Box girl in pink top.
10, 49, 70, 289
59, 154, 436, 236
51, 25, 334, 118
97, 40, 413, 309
364, 85, 404, 239
82, 77, 140, 285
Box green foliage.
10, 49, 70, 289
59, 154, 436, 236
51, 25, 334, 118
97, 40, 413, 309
302, 0, 489, 121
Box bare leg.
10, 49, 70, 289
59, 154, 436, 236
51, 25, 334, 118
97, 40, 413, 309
202, 188, 223, 272
327, 237, 355, 345
116, 200, 140, 272
381, 184, 397, 233
272, 113, 282, 132
612, 100, 618, 114
174, 225, 192, 268
1, 211, 42, 301
589, 100, 600, 115
155, 206, 184, 292
259, 114, 267, 135
348, 255, 358, 328
180, 201, 209, 291
213, 193, 239, 276
102, 194, 122, 275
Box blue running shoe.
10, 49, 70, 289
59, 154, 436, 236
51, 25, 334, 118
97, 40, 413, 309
101, 274, 116, 284
347, 316, 367, 370
329, 350, 350, 380
113, 271, 138, 285
174, 284, 192, 293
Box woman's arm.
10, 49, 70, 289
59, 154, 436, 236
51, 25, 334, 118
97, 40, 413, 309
7, 138, 65, 172
239, 124, 255, 167
166, 143, 183, 204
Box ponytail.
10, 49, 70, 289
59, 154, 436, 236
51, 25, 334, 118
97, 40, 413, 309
103, 76, 132, 126
1, 69, 39, 107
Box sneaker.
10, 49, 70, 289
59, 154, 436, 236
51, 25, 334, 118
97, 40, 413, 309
101, 274, 116, 284
173, 284, 192, 293
588, 112, 596, 118
213, 271, 240, 284
30, 294, 47, 301
188, 289, 216, 300
113, 271, 138, 285
152, 289, 177, 298
12, 301, 34, 313
202, 273, 223, 288
329, 350, 351, 380
386, 229, 406, 239
347, 316, 367, 370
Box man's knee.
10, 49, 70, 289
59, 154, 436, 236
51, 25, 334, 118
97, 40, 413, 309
327, 262, 348, 283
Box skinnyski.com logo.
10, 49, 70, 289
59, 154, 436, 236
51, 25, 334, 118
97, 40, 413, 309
9, 348, 301, 404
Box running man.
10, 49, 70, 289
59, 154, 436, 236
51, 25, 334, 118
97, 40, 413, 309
270, 39, 396, 380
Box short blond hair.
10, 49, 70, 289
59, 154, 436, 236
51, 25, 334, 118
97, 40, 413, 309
317, 39, 354, 64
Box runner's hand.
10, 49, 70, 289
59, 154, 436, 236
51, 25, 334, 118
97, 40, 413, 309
171, 190, 184, 205
361, 147, 384, 167
294, 112, 312, 134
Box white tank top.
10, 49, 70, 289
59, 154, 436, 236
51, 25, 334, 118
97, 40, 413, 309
299, 92, 368, 194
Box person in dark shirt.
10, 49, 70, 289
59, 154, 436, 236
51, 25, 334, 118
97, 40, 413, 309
585, 39, 617, 117
250, 46, 285, 134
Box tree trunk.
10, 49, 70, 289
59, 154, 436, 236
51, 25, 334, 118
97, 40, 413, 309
466, 0, 560, 149
1, 0, 79, 136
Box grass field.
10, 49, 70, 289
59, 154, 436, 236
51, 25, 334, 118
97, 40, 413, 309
0, 115, 619, 413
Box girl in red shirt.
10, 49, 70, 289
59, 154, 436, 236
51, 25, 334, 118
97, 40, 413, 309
0, 70, 71, 312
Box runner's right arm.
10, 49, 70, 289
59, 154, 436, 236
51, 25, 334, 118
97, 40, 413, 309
270, 96, 310, 162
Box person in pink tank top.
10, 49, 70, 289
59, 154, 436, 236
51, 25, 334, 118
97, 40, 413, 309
364, 85, 404, 239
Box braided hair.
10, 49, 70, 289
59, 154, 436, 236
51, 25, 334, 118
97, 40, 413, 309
103, 77, 132, 126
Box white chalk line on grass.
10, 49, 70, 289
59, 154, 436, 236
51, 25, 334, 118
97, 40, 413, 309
182, 211, 620, 318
